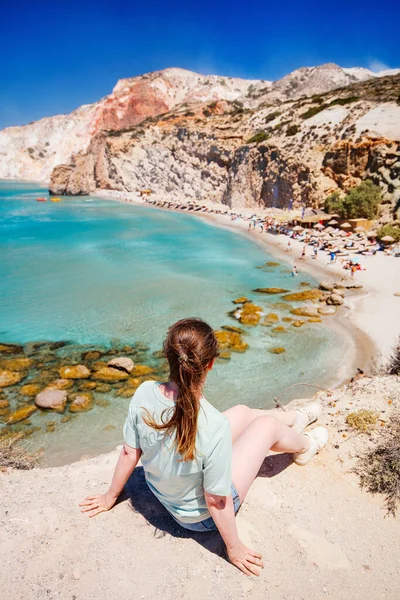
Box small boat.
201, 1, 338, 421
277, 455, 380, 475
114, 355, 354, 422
36, 197, 47, 202
51, 197, 61, 202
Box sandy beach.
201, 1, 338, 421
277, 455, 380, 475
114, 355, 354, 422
96, 189, 400, 376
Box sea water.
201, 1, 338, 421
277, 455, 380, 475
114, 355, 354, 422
0, 181, 348, 464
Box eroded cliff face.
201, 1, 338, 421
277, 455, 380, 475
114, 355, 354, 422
2, 65, 400, 217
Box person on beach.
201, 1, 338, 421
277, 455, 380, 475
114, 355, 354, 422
286, 240, 292, 252
292, 265, 298, 276
80, 319, 328, 576
300, 244, 306, 260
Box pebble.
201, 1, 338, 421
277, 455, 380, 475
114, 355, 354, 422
72, 568, 80, 580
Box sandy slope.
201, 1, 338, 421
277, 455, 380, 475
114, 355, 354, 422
1, 376, 399, 600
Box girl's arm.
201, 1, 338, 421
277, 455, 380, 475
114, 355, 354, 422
204, 492, 263, 576
80, 443, 142, 518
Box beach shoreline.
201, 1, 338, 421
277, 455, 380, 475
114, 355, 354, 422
96, 189, 389, 388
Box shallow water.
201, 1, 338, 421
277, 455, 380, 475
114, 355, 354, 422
0, 181, 348, 465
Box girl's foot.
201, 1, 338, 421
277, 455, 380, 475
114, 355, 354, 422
294, 427, 329, 466
293, 402, 322, 433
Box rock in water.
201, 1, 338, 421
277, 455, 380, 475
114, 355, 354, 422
91, 367, 130, 382
290, 306, 320, 317
69, 393, 94, 413
319, 282, 335, 292
326, 293, 344, 306
35, 389, 68, 412
282, 290, 323, 302
318, 306, 337, 316
253, 288, 290, 294
0, 357, 33, 371
107, 357, 135, 374
59, 365, 91, 379
4, 405, 38, 424
0, 369, 26, 387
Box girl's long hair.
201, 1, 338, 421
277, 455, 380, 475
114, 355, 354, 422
143, 318, 218, 461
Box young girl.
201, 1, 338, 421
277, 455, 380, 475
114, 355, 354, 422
80, 318, 328, 576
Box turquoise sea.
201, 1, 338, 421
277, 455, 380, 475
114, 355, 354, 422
0, 181, 348, 464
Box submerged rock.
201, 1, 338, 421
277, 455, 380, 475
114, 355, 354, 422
307, 317, 322, 323
79, 381, 97, 391
282, 289, 323, 302
0, 343, 24, 355
215, 330, 249, 353
221, 325, 246, 335
253, 288, 289, 294
20, 383, 42, 397
59, 365, 91, 379
116, 387, 136, 398
264, 313, 279, 324
0, 369, 26, 387
235, 303, 263, 326
91, 367, 130, 382
265, 262, 280, 267
326, 293, 344, 306
232, 296, 249, 304
0, 357, 33, 371
69, 393, 94, 413
291, 320, 306, 328
35, 389, 68, 412
269, 347, 286, 354
4, 405, 38, 424
82, 350, 103, 362
47, 378, 74, 390
107, 357, 135, 374
95, 383, 112, 393
131, 365, 155, 377
272, 326, 287, 333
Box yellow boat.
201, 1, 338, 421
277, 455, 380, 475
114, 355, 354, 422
51, 197, 61, 202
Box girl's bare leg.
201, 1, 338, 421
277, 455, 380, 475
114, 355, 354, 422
223, 404, 297, 444
230, 415, 309, 502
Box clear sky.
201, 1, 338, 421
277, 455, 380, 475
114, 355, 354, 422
0, 0, 399, 129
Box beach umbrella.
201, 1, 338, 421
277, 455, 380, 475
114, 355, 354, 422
340, 222, 351, 229
293, 225, 303, 231
328, 219, 338, 226
381, 235, 395, 243
313, 222, 325, 230
366, 230, 377, 238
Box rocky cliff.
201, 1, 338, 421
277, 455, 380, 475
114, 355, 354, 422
1, 64, 400, 218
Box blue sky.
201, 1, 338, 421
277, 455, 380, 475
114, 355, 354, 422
0, 0, 399, 129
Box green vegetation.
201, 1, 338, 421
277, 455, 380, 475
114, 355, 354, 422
329, 96, 359, 106
247, 131, 270, 144
346, 410, 379, 431
376, 224, 400, 242
355, 413, 400, 516
265, 111, 281, 124
286, 124, 300, 136
397, 93, 400, 106
301, 105, 327, 119
324, 181, 382, 219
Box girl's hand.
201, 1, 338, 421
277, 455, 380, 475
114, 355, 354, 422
79, 490, 117, 518
227, 542, 264, 576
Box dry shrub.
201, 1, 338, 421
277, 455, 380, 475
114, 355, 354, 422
355, 413, 400, 516
0, 432, 42, 470
387, 337, 400, 375
346, 409, 379, 431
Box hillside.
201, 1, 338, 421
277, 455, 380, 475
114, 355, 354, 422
0, 64, 399, 218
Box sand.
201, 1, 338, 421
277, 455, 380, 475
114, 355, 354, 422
1, 375, 399, 599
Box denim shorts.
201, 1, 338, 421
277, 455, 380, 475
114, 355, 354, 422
173, 484, 241, 532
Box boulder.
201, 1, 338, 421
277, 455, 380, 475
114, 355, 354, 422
96, 383, 112, 393
233, 302, 263, 326
59, 365, 91, 379
46, 378, 74, 390
4, 405, 38, 424
326, 293, 344, 306
307, 317, 322, 323
116, 387, 137, 399
20, 383, 42, 397
0, 369, 26, 387
82, 350, 103, 362
131, 365, 155, 377
282, 289, 323, 302
0, 357, 33, 371
290, 306, 319, 318
35, 389, 68, 412
319, 282, 335, 292
79, 381, 97, 390
69, 393, 93, 413
253, 288, 289, 294
91, 367, 130, 382
292, 320, 306, 327
232, 296, 249, 304
318, 306, 337, 316
272, 326, 287, 333
0, 399, 10, 409
269, 347, 286, 354
107, 357, 135, 374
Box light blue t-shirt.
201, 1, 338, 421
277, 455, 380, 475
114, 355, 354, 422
123, 381, 232, 523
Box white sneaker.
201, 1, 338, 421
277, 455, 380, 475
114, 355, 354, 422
293, 402, 322, 433
294, 426, 329, 466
